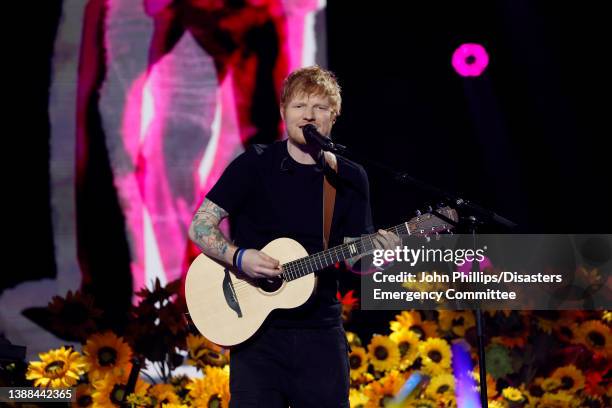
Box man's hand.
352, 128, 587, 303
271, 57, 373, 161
372, 229, 401, 252
239, 249, 282, 279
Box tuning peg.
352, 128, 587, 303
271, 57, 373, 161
427, 205, 433, 213
424, 235, 431, 243
435, 232, 441, 240
415, 209, 422, 216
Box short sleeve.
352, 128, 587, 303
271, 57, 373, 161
205, 147, 258, 215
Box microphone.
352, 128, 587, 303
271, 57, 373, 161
302, 124, 334, 151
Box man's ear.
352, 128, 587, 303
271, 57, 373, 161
280, 107, 285, 122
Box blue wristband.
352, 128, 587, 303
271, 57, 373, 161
237, 249, 246, 272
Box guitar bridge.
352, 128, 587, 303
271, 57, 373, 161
223, 269, 242, 318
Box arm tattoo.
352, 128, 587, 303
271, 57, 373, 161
195, 199, 228, 219
190, 199, 233, 262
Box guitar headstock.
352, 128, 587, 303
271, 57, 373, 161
407, 206, 458, 236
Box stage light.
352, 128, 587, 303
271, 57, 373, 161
452, 43, 489, 77
452, 341, 482, 408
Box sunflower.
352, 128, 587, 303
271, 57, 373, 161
487, 401, 507, 408
47, 290, 103, 341
162, 404, 189, 408
532, 311, 561, 334
83, 332, 133, 380
92, 371, 150, 407
170, 374, 192, 401
418, 338, 451, 376
349, 388, 369, 408
438, 394, 457, 408
577, 320, 612, 356
553, 319, 579, 344
389, 329, 420, 370
149, 383, 181, 406
540, 377, 562, 393
351, 372, 375, 388
126, 392, 153, 407
438, 310, 476, 337
402, 271, 448, 294
186, 333, 228, 369
390, 310, 438, 340
412, 320, 438, 340
390, 311, 421, 332
26, 346, 88, 388
551, 364, 585, 394
186, 366, 230, 408
367, 335, 400, 372
346, 331, 363, 347
539, 391, 577, 408
501, 387, 524, 403
363, 370, 406, 408
603, 310, 612, 323
349, 346, 369, 380
75, 383, 95, 407
425, 373, 455, 399
520, 382, 542, 406
490, 311, 530, 349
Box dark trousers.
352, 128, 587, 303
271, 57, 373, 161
229, 325, 350, 408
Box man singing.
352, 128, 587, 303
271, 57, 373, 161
189, 65, 398, 407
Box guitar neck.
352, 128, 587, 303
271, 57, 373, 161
281, 222, 412, 282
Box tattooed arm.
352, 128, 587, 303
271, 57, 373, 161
189, 198, 236, 265
189, 198, 282, 278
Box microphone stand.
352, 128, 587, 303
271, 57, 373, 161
320, 139, 516, 408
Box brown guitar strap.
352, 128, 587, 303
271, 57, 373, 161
323, 151, 337, 251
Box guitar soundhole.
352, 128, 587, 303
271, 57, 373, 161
257, 277, 283, 293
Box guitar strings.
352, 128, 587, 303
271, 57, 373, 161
228, 213, 452, 293
230, 229, 384, 293
229, 224, 410, 293
188, 213, 454, 314
229, 221, 438, 293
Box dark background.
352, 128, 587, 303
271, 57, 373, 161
5, 0, 610, 338
326, 0, 610, 335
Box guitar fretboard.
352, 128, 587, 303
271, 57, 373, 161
281, 223, 412, 281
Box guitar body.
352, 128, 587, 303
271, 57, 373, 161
185, 207, 457, 347
185, 238, 315, 346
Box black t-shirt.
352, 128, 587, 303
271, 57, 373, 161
206, 140, 374, 327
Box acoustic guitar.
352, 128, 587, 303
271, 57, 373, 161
185, 207, 457, 346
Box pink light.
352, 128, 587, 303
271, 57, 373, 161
456, 256, 493, 275
452, 43, 489, 77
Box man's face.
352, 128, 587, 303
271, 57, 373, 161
281, 92, 335, 146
